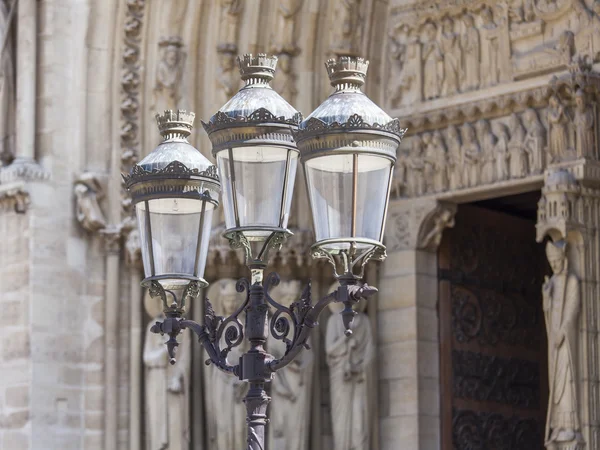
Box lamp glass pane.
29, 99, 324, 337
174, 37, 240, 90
217, 146, 297, 237
305, 153, 392, 249
136, 198, 215, 287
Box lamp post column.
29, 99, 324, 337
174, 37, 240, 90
241, 272, 272, 450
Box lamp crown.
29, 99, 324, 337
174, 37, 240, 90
238, 53, 278, 84
325, 56, 369, 90
155, 110, 196, 139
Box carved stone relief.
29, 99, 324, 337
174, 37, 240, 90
387, 0, 600, 109
153, 36, 186, 113
331, 0, 363, 57
393, 109, 548, 198
74, 173, 107, 233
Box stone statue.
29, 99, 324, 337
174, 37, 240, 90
218, 0, 243, 49
477, 119, 497, 185
392, 149, 407, 198
523, 108, 546, 174
508, 113, 529, 178
74, 173, 107, 232
206, 279, 248, 450
432, 130, 448, 191
154, 37, 185, 113
422, 132, 435, 193
480, 7, 501, 87
406, 136, 425, 196
418, 205, 455, 251
492, 122, 510, 182
388, 28, 420, 108
548, 95, 571, 162
461, 123, 481, 187
273, 53, 298, 103
0, 0, 15, 166
268, 280, 314, 450
143, 291, 191, 450
446, 125, 463, 190
508, 0, 535, 24
440, 16, 460, 97
270, 0, 303, 55
574, 89, 596, 159
542, 240, 583, 449
334, 0, 362, 55
460, 14, 480, 92
326, 295, 374, 450
422, 23, 443, 101
216, 51, 238, 107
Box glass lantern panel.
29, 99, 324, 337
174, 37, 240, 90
216, 146, 297, 238
136, 197, 215, 287
305, 153, 392, 249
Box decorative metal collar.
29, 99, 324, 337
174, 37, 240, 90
295, 114, 407, 141
123, 160, 219, 187
201, 108, 303, 135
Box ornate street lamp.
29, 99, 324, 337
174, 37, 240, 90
125, 54, 405, 450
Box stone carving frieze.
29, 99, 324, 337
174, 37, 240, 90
394, 107, 548, 198
388, 0, 600, 111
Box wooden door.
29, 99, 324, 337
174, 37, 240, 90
439, 205, 548, 450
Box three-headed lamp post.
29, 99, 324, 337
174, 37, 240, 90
124, 53, 406, 450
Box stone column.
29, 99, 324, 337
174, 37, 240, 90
0, 0, 47, 182
377, 198, 455, 450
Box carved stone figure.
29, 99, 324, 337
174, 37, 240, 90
477, 120, 497, 185
440, 16, 460, 97
422, 132, 435, 193
460, 14, 480, 92
523, 108, 547, 174
143, 291, 191, 450
446, 125, 463, 190
461, 123, 481, 187
492, 122, 510, 182
154, 37, 185, 113
432, 131, 448, 191
74, 173, 107, 232
333, 0, 362, 55
508, 113, 529, 178
389, 28, 420, 108
392, 149, 407, 198
508, 0, 535, 24
406, 136, 425, 196
0, 0, 15, 166
542, 241, 583, 449
206, 279, 248, 450
268, 280, 314, 450
216, 51, 238, 107
273, 53, 298, 103
422, 23, 443, 100
326, 298, 374, 450
417, 204, 456, 251
480, 7, 501, 87
548, 95, 571, 162
218, 0, 243, 49
270, 0, 303, 55
574, 89, 596, 159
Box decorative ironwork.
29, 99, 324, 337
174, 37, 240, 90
227, 230, 289, 268
452, 409, 542, 450
123, 160, 219, 186
201, 107, 303, 134
296, 114, 407, 140
453, 350, 540, 409
311, 241, 386, 279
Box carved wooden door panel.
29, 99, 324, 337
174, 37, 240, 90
439, 205, 548, 450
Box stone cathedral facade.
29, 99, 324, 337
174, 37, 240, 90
1, 0, 600, 449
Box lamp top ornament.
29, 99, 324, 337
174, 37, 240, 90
296, 56, 406, 161
202, 53, 302, 153
124, 110, 219, 199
